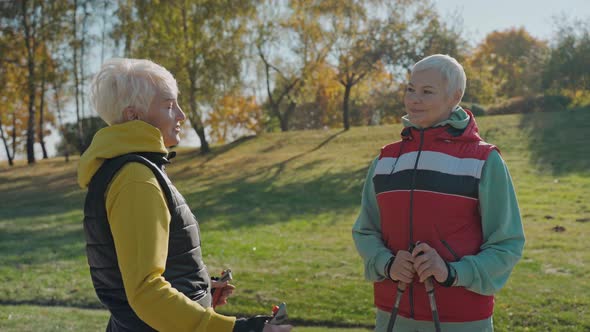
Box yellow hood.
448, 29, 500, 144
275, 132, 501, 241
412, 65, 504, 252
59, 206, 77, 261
77, 120, 168, 188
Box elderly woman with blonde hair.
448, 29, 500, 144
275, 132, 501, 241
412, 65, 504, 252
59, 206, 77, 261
79, 58, 291, 332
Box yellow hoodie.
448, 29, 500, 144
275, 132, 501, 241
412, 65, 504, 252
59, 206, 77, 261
78, 120, 235, 332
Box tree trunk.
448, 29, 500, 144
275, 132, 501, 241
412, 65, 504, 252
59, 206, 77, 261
54, 84, 69, 163
181, 6, 210, 154
38, 59, 48, 159
342, 83, 352, 130
188, 113, 210, 154
79, 0, 90, 121
22, 0, 36, 164
100, 0, 108, 63
281, 100, 296, 132
0, 118, 13, 166
72, 0, 84, 153
187, 76, 210, 154
12, 113, 16, 161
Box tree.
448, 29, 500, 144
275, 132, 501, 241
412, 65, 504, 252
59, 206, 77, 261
327, 0, 383, 130
254, 0, 337, 132
0, 30, 29, 166
543, 18, 590, 102
207, 93, 263, 144
113, 0, 256, 154
18, 0, 42, 164
70, 0, 94, 154
327, 0, 465, 129
1, 0, 70, 163
57, 116, 106, 157
470, 27, 548, 100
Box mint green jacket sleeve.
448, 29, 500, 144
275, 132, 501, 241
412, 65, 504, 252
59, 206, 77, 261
352, 158, 394, 282
450, 150, 525, 295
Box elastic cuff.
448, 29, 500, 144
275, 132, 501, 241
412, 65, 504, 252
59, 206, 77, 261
437, 261, 455, 287
449, 260, 473, 287
375, 252, 395, 279
384, 255, 396, 280
205, 308, 236, 332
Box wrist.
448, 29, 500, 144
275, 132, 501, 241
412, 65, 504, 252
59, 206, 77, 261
384, 255, 395, 280
232, 316, 269, 332
438, 261, 456, 287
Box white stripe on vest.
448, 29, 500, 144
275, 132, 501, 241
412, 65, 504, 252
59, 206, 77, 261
374, 151, 486, 179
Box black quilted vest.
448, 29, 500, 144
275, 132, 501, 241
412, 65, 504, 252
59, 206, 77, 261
83, 153, 211, 331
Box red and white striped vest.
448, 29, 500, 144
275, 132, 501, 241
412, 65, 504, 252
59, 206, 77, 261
373, 112, 497, 322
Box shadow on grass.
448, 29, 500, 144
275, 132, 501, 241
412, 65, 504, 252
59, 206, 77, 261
518, 110, 590, 175
0, 188, 83, 221
0, 166, 86, 265
0, 299, 103, 310
188, 135, 257, 166
178, 129, 363, 230
267, 130, 345, 178
0, 223, 85, 265
0, 301, 374, 329
186, 164, 367, 230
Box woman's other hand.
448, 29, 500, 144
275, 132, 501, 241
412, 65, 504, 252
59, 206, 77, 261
210, 279, 236, 306
388, 250, 416, 284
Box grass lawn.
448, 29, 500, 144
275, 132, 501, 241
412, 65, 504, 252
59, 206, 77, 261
1, 111, 589, 331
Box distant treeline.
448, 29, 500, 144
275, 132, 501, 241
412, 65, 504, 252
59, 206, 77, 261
0, 0, 588, 165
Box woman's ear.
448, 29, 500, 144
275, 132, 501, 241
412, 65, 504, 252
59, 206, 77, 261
122, 106, 140, 122
452, 90, 462, 106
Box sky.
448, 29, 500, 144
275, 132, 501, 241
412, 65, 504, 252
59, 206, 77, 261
2, 0, 590, 162
434, 0, 590, 43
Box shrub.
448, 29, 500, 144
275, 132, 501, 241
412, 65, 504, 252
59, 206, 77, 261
460, 102, 486, 116
486, 95, 572, 115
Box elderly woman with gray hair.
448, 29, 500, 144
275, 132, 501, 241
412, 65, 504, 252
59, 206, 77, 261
353, 54, 525, 331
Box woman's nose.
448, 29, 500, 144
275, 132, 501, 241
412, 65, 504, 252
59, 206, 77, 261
407, 92, 421, 103
177, 106, 186, 121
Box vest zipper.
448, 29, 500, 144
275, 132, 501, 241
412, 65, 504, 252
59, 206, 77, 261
441, 239, 460, 261
408, 129, 425, 318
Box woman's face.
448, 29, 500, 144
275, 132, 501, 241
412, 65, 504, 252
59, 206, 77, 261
404, 68, 459, 128
143, 92, 186, 147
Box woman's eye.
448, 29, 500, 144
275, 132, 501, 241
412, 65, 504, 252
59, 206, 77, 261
406, 87, 415, 92
424, 90, 433, 94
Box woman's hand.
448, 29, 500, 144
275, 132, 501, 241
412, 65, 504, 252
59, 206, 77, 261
388, 250, 416, 284
412, 242, 448, 283
210, 279, 235, 306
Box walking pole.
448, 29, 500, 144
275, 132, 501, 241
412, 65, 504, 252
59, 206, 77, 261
386, 281, 406, 332
424, 277, 441, 332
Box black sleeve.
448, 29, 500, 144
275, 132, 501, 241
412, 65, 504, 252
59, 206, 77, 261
232, 315, 271, 332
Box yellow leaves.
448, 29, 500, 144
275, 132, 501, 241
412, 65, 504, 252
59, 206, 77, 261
469, 27, 548, 99
207, 93, 264, 144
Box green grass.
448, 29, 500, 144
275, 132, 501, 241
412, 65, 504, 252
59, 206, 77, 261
1, 110, 589, 331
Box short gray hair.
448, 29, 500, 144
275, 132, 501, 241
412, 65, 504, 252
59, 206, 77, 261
412, 54, 466, 103
90, 58, 178, 125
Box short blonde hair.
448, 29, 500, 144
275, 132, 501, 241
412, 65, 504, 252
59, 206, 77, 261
90, 58, 178, 125
412, 54, 466, 103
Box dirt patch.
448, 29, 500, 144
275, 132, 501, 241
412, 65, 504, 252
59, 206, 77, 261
551, 225, 566, 232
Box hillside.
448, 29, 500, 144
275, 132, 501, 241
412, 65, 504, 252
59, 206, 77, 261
0, 110, 589, 331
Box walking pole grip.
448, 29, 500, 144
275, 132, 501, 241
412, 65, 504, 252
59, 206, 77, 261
212, 269, 232, 309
